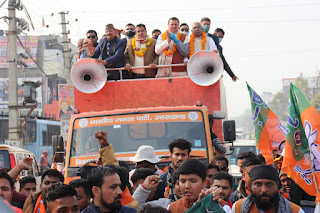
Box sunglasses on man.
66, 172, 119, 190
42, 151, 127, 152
87, 36, 96, 39
180, 28, 189, 32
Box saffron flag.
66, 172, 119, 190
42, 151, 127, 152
247, 84, 287, 165
42, 16, 45, 27
281, 83, 320, 196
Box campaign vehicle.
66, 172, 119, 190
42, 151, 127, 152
62, 51, 236, 182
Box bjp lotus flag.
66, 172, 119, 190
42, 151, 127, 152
247, 84, 287, 165
281, 83, 320, 196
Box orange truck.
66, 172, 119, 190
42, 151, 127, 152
63, 60, 234, 183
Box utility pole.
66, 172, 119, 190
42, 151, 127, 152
8, 0, 19, 141
59, 11, 71, 84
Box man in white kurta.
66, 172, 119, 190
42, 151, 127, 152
155, 17, 189, 77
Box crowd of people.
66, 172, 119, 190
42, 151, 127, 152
0, 129, 317, 213
77, 17, 238, 81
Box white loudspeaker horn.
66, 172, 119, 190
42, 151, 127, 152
71, 58, 107, 93
187, 50, 224, 86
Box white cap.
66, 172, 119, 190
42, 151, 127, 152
130, 145, 161, 164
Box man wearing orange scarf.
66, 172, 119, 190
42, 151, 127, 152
168, 159, 207, 213
124, 23, 158, 78
186, 22, 218, 61
23, 169, 64, 213
155, 17, 189, 77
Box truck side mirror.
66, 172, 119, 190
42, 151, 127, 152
223, 120, 236, 142
52, 135, 65, 163
212, 111, 226, 119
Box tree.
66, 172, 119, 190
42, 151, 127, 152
311, 92, 320, 113
295, 77, 311, 100
269, 91, 288, 121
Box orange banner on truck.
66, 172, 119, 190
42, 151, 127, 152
74, 111, 202, 129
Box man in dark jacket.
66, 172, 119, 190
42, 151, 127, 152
82, 166, 137, 213
154, 139, 192, 200
200, 17, 238, 82
88, 24, 128, 80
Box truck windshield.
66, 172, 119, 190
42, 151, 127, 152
69, 111, 207, 166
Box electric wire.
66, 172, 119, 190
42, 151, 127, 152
16, 35, 48, 77
0, 0, 7, 8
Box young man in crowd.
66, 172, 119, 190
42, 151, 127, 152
0, 172, 22, 213
168, 159, 207, 212
19, 176, 36, 196
45, 183, 80, 213
0, 172, 14, 204
204, 164, 220, 188
236, 151, 256, 174
232, 165, 304, 213
212, 156, 238, 191
23, 169, 64, 213
230, 157, 261, 203
131, 168, 154, 193
155, 138, 192, 200
132, 171, 182, 210
69, 179, 91, 211
213, 156, 229, 172
6, 157, 33, 209
211, 172, 234, 213
83, 166, 137, 213
129, 145, 162, 186
279, 171, 291, 195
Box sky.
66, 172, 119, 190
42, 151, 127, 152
1, 0, 320, 118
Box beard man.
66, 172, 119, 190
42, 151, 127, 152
232, 165, 304, 213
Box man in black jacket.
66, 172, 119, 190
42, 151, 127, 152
200, 17, 238, 82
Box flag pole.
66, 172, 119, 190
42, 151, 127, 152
307, 152, 319, 194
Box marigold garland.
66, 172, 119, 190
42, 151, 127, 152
162, 31, 182, 56
132, 36, 152, 57
189, 32, 207, 58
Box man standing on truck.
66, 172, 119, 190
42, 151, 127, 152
39, 150, 50, 174
187, 22, 218, 60
155, 17, 189, 77
124, 23, 159, 78
230, 158, 261, 204
88, 24, 128, 80
200, 17, 238, 82
154, 138, 192, 200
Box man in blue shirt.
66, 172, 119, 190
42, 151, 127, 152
88, 24, 128, 80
